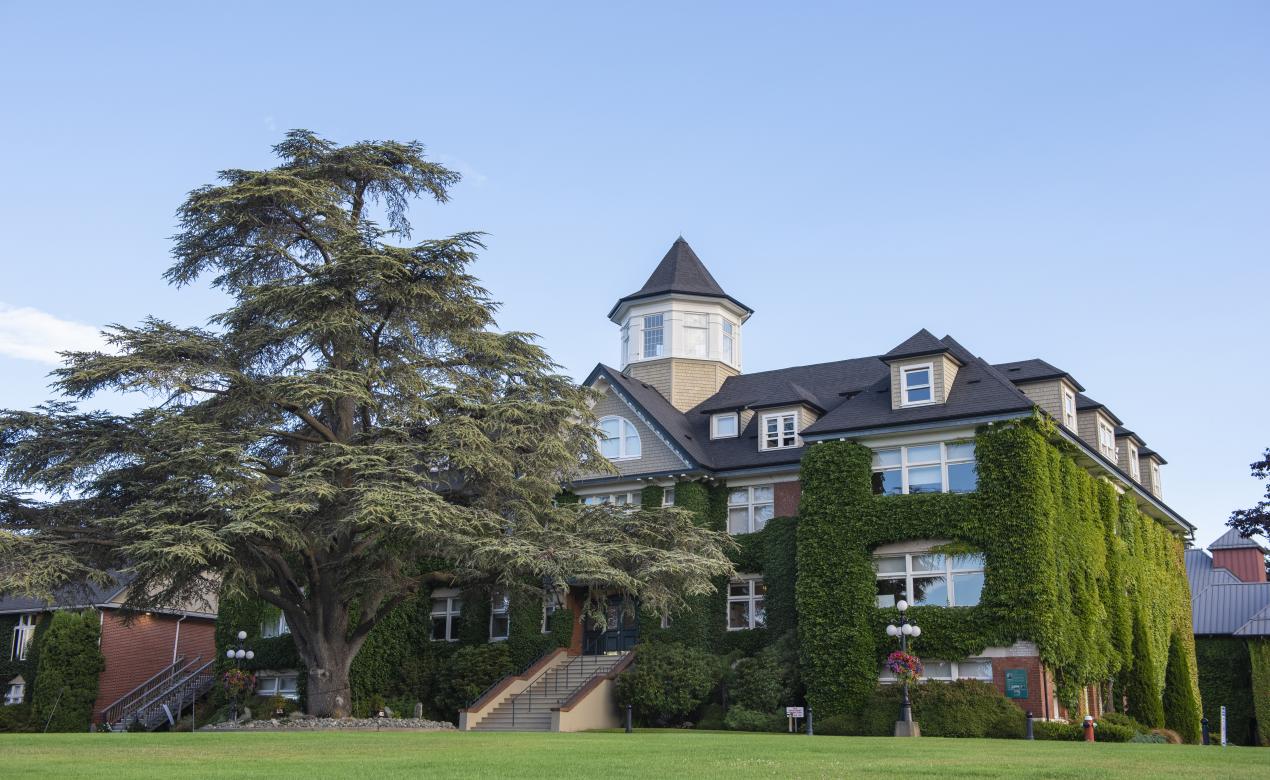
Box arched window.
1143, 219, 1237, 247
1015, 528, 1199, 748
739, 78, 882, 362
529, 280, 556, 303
598, 416, 641, 460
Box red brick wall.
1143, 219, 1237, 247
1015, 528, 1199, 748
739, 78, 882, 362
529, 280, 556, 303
1213, 548, 1268, 583
774, 480, 801, 517
92, 611, 216, 719
991, 655, 1055, 720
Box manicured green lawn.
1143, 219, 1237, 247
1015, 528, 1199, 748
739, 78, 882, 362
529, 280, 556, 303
1, 730, 1264, 779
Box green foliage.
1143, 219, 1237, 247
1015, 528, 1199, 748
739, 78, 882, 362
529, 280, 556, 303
1194, 637, 1256, 745
722, 706, 785, 732
1099, 711, 1147, 734
729, 654, 783, 713
1130, 732, 1170, 743
1031, 720, 1081, 740
0, 703, 33, 733
1124, 614, 1164, 728
815, 681, 1022, 738
431, 643, 514, 720
1249, 638, 1270, 747
614, 642, 719, 726
0, 612, 45, 708
1162, 633, 1200, 742
796, 420, 1197, 719
30, 611, 104, 732
694, 702, 726, 730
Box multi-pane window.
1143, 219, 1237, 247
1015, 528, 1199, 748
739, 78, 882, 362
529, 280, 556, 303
643, 313, 664, 358
761, 412, 798, 450
10, 615, 35, 661
871, 442, 977, 495
662, 487, 675, 506
582, 491, 641, 506
598, 416, 641, 460
261, 611, 289, 638
1062, 389, 1078, 430
683, 313, 708, 358
1128, 444, 1140, 480
541, 591, 563, 633
621, 321, 632, 364
712, 412, 739, 439
874, 550, 985, 608
728, 485, 774, 534
430, 592, 462, 642
489, 591, 510, 641
722, 320, 736, 363
1097, 421, 1118, 459
1152, 464, 1162, 495
4, 680, 24, 706
727, 577, 766, 631
880, 658, 993, 683
257, 673, 299, 700
901, 364, 934, 406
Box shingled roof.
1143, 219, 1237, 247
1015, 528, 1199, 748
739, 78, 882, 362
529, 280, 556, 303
0, 571, 132, 614
1210, 528, 1269, 552
1185, 537, 1270, 637
607, 238, 752, 319
882, 328, 957, 363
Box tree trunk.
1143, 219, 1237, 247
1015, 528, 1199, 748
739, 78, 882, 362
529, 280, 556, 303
301, 636, 356, 718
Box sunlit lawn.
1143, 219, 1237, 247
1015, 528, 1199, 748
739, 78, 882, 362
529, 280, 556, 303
1, 729, 1265, 779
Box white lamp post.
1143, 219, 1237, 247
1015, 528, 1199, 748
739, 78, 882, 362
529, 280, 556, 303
885, 599, 922, 737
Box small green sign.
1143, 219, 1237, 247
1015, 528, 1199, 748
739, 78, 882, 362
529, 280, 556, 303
1005, 669, 1028, 699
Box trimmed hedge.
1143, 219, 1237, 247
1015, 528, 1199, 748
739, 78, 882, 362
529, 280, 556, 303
1194, 637, 1256, 745
30, 611, 104, 733
796, 418, 1200, 720
615, 642, 719, 726
816, 681, 1024, 738
723, 705, 785, 732
1163, 632, 1200, 742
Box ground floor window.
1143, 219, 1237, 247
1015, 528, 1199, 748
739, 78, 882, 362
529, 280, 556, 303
874, 546, 985, 608
727, 485, 774, 534
541, 591, 563, 633
260, 610, 289, 638
662, 486, 675, 506
430, 590, 462, 641
4, 678, 24, 706
727, 576, 766, 630
880, 658, 993, 683
257, 673, 299, 700
489, 591, 510, 641
582, 491, 641, 506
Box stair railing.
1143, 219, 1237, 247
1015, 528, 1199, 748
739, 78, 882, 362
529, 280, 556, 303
507, 652, 627, 727
118, 658, 216, 731
101, 655, 197, 729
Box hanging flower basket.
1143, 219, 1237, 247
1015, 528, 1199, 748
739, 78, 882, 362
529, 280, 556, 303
886, 651, 923, 685
222, 668, 256, 698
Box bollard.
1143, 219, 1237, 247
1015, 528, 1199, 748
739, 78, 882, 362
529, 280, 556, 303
806, 707, 813, 736
1025, 712, 1034, 740
1201, 716, 1209, 746
1083, 715, 1095, 742
625, 703, 632, 733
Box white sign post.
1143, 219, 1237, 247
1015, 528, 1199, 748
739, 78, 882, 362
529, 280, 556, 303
785, 706, 804, 733
1220, 705, 1227, 747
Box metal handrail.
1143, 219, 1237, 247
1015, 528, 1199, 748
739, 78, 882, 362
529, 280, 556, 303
466, 647, 558, 709
124, 658, 216, 730
101, 655, 198, 727
506, 653, 626, 727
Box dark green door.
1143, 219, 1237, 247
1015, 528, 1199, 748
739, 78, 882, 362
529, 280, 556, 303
585, 595, 638, 654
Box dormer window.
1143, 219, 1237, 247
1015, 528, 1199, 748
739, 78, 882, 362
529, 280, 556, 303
901, 364, 934, 406
1097, 421, 1116, 458
1152, 463, 1162, 495
598, 416, 641, 460
643, 313, 664, 358
760, 412, 798, 450
1128, 444, 1140, 480
1062, 389, 1077, 430
712, 412, 739, 439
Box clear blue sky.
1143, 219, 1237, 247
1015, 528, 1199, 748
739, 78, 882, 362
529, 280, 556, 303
1, 2, 1267, 546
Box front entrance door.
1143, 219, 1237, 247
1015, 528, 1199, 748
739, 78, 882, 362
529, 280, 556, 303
584, 595, 638, 654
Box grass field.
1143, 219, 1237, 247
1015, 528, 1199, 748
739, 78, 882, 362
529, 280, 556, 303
1, 730, 1265, 779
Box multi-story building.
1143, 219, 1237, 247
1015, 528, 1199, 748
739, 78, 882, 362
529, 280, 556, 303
552, 237, 1195, 724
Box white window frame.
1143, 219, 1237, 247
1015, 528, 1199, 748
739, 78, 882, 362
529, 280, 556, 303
682, 311, 709, 358
722, 320, 736, 364
900, 363, 935, 407
4, 681, 25, 706
642, 313, 665, 358
727, 484, 774, 535
489, 591, 510, 642
726, 576, 766, 631
1152, 463, 1162, 495
711, 412, 739, 439
11, 615, 35, 661
621, 320, 632, 364
871, 441, 976, 495
1062, 389, 1078, 430
581, 491, 641, 507
260, 611, 289, 639
759, 411, 799, 451
873, 548, 986, 608
662, 486, 675, 506
541, 591, 563, 634
1127, 444, 1140, 480
880, 658, 993, 684
256, 673, 300, 700
430, 591, 462, 642
598, 416, 641, 461
1097, 420, 1116, 458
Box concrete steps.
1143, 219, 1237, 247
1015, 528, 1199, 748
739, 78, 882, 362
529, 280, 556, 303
471, 653, 626, 732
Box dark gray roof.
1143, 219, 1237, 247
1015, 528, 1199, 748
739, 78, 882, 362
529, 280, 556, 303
882, 329, 957, 363
0, 572, 132, 614
1138, 446, 1167, 465
1209, 527, 1268, 552
1184, 549, 1240, 601
607, 238, 751, 319
1074, 393, 1124, 426
993, 359, 1086, 392
1185, 547, 1270, 636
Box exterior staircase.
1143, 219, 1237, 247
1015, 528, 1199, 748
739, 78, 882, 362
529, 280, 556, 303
465, 651, 629, 732
101, 655, 217, 731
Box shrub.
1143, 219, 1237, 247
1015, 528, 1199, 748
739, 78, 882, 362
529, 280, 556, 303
615, 642, 719, 726
1093, 722, 1137, 743
0, 702, 33, 733
1162, 634, 1201, 743
1124, 616, 1164, 728
431, 643, 513, 719
1130, 732, 1169, 743
30, 611, 104, 733
730, 654, 784, 713
1032, 720, 1081, 740
915, 680, 1025, 739
1099, 711, 1147, 734
694, 703, 726, 730
1150, 727, 1183, 744
723, 705, 784, 732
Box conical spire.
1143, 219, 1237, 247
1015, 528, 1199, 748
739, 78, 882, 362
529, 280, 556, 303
607, 238, 751, 321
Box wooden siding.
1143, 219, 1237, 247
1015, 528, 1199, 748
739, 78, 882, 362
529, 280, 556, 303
627, 358, 738, 412
579, 385, 689, 479
889, 356, 951, 409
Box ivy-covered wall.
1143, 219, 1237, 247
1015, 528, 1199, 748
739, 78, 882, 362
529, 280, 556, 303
1194, 637, 1256, 745
1250, 638, 1270, 747
796, 416, 1200, 723
0, 612, 47, 706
